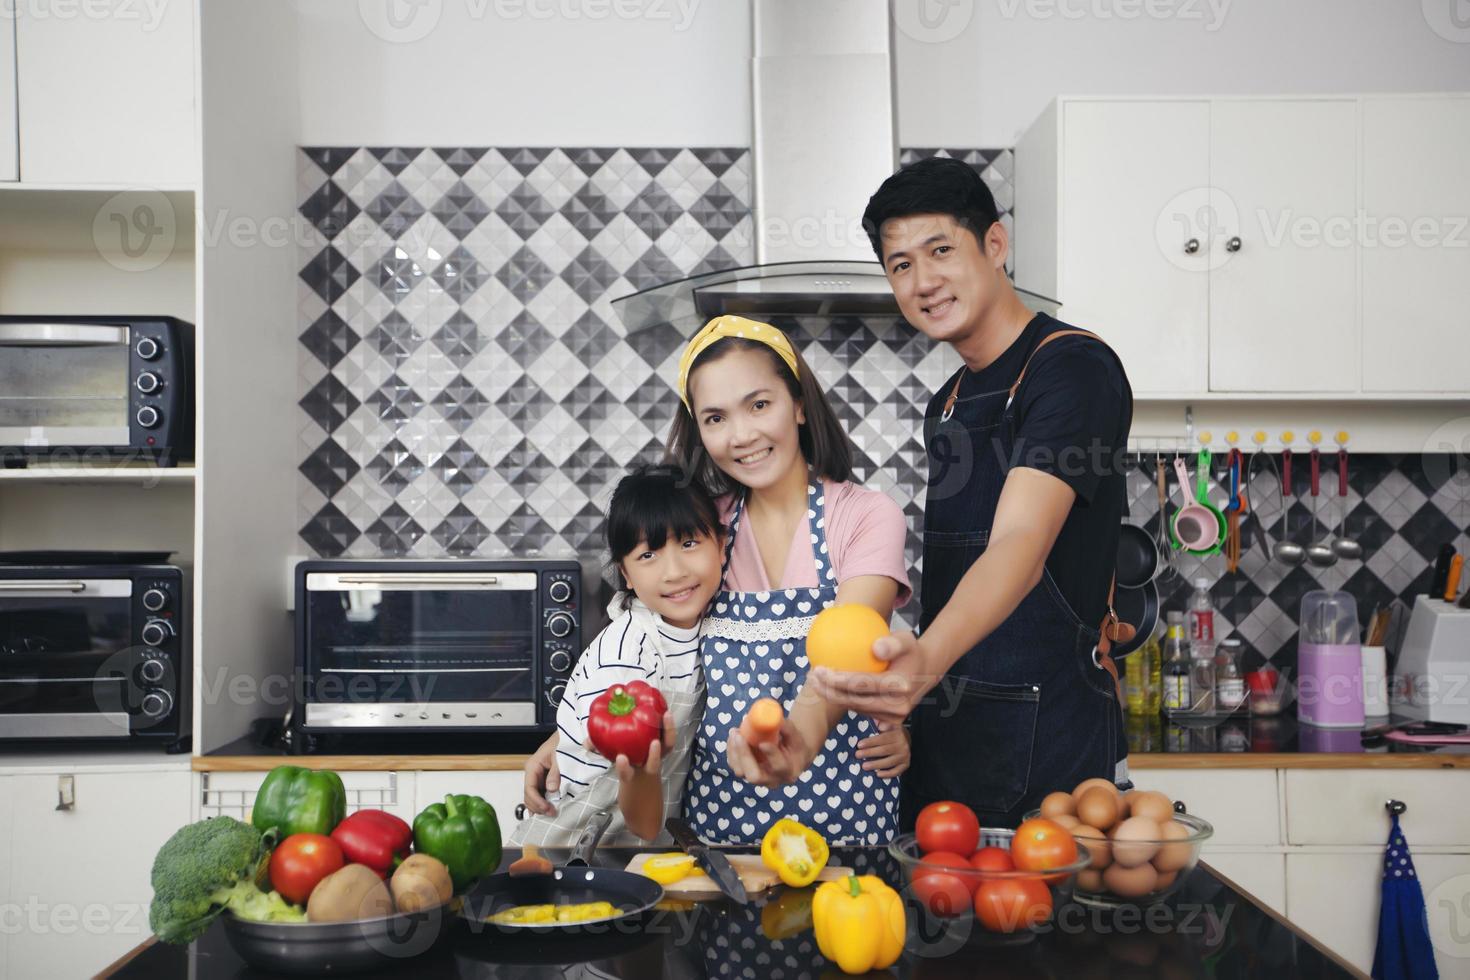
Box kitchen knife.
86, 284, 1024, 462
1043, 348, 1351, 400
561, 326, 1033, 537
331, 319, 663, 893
665, 817, 749, 904
1431, 544, 1455, 597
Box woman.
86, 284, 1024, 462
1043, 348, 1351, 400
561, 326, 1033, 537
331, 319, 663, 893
522, 315, 913, 845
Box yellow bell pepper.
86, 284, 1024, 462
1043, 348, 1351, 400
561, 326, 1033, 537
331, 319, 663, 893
760, 818, 830, 887
812, 874, 905, 974
642, 853, 698, 884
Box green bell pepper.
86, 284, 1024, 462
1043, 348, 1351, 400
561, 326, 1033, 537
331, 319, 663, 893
412, 794, 502, 891
250, 766, 347, 838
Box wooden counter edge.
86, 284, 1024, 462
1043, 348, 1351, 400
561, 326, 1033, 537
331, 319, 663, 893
94, 934, 155, 979
192, 755, 533, 771
191, 752, 1470, 771
1198, 860, 1369, 979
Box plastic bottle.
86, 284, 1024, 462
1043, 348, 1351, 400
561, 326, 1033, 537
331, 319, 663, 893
1127, 625, 1163, 715
1215, 637, 1247, 712
1186, 578, 1216, 649
1187, 578, 1217, 714
1145, 626, 1163, 714
1162, 612, 1191, 712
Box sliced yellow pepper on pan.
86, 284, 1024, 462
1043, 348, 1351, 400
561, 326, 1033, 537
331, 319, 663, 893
760, 818, 830, 888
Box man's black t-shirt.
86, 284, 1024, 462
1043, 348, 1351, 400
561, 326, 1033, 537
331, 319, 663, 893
926, 312, 1134, 628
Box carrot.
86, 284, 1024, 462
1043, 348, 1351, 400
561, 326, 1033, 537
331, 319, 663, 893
740, 698, 784, 745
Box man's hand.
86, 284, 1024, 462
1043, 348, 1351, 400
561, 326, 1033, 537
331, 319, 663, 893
856, 721, 912, 778
522, 731, 561, 816
727, 718, 816, 787
806, 630, 938, 728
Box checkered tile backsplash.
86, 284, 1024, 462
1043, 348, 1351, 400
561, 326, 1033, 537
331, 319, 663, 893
296, 145, 1468, 681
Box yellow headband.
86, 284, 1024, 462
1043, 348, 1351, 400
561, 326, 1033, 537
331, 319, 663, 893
675, 315, 800, 411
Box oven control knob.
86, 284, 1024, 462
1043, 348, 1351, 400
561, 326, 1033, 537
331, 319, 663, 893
548, 580, 572, 604
135, 336, 161, 360
546, 682, 566, 708
142, 588, 169, 612
139, 658, 166, 684
135, 372, 162, 395
141, 689, 173, 719
136, 406, 161, 429
548, 649, 571, 672
546, 612, 575, 639
141, 619, 175, 647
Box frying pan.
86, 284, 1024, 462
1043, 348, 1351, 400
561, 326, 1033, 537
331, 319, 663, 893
219, 898, 459, 975
458, 806, 664, 934
1110, 579, 1159, 658
1116, 521, 1159, 588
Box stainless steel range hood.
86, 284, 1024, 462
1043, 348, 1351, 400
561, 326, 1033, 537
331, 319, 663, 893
612, 0, 904, 334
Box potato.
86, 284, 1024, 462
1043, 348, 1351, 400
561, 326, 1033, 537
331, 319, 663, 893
392, 854, 454, 913
307, 864, 394, 922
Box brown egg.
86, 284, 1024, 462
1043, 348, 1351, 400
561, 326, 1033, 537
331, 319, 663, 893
1072, 824, 1111, 869
1076, 786, 1121, 831
1052, 813, 1081, 830
1072, 777, 1117, 802
1152, 819, 1194, 872
1154, 870, 1178, 890
1103, 861, 1159, 898
1110, 816, 1162, 867
1040, 790, 1077, 820
1075, 868, 1105, 892
1129, 791, 1175, 825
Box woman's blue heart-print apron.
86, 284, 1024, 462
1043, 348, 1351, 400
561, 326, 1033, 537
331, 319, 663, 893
683, 476, 900, 845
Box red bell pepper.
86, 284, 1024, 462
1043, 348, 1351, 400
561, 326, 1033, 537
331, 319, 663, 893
587, 680, 667, 767
328, 809, 412, 878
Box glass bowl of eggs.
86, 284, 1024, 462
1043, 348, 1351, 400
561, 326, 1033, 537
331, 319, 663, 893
1025, 780, 1214, 909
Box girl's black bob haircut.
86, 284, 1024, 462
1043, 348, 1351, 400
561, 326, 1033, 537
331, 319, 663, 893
606, 463, 724, 567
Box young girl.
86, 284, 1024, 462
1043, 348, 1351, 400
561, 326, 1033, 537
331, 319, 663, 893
667, 315, 914, 845
510, 464, 723, 846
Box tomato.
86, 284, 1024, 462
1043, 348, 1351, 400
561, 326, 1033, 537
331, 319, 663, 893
974, 878, 1053, 933
1010, 818, 1079, 874
914, 850, 978, 892
969, 846, 1014, 873
910, 870, 972, 917
915, 801, 980, 855
269, 833, 345, 905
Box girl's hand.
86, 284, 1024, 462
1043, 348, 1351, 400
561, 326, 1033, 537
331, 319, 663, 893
727, 718, 814, 787
855, 721, 911, 778
613, 737, 664, 785
523, 731, 561, 816
586, 710, 676, 766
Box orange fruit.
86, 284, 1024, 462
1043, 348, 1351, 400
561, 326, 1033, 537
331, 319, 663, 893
805, 604, 889, 673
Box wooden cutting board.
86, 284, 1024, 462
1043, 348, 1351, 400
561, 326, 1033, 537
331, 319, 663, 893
625, 852, 853, 899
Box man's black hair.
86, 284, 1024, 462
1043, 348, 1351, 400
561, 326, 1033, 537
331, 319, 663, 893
861, 156, 1001, 263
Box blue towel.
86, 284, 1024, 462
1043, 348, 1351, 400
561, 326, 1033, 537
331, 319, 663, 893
1372, 814, 1438, 980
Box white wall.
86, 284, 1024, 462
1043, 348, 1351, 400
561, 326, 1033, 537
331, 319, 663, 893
895, 0, 1470, 147
295, 0, 752, 145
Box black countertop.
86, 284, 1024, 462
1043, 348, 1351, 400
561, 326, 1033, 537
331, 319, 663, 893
1125, 710, 1469, 759
103, 847, 1362, 979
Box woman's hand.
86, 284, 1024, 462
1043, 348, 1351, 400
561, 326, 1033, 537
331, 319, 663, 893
855, 721, 911, 778
727, 718, 815, 787
522, 732, 561, 816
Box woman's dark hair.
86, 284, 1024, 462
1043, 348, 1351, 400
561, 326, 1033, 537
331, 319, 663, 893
664, 336, 853, 498
606, 463, 723, 570
861, 156, 1001, 263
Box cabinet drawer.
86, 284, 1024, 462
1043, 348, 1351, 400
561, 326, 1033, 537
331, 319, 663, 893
196, 770, 415, 823
414, 771, 522, 837
1285, 771, 1470, 846
1129, 769, 1281, 845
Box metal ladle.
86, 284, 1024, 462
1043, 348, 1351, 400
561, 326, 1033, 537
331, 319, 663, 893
1331, 445, 1363, 561
1306, 448, 1338, 568
1272, 448, 1306, 566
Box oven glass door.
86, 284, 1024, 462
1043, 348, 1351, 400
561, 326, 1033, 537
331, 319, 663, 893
304, 571, 537, 703
0, 578, 134, 736
0, 323, 132, 447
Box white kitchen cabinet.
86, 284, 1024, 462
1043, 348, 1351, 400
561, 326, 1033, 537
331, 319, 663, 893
1287, 851, 1470, 976
1361, 96, 1470, 394
1202, 851, 1286, 916
0, 13, 16, 182
414, 771, 524, 838
196, 769, 418, 824
13, 0, 195, 186
1284, 770, 1470, 848
1208, 100, 1358, 392
4, 769, 190, 978
1018, 99, 1211, 396
0, 776, 12, 977
1128, 769, 1281, 847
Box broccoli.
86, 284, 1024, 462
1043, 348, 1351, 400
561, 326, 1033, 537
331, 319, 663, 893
148, 816, 306, 943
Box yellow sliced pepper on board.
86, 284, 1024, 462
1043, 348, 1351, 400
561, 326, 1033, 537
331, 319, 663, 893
760, 818, 830, 887
812, 874, 905, 974
642, 853, 698, 884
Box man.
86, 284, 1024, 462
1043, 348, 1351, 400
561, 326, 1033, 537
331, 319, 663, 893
805, 156, 1135, 829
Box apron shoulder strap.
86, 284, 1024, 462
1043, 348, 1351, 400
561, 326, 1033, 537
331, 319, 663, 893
1007, 328, 1107, 403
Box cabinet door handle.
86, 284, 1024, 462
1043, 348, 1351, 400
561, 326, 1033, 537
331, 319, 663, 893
56, 774, 76, 811
1183, 238, 1200, 254
1225, 236, 1242, 253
